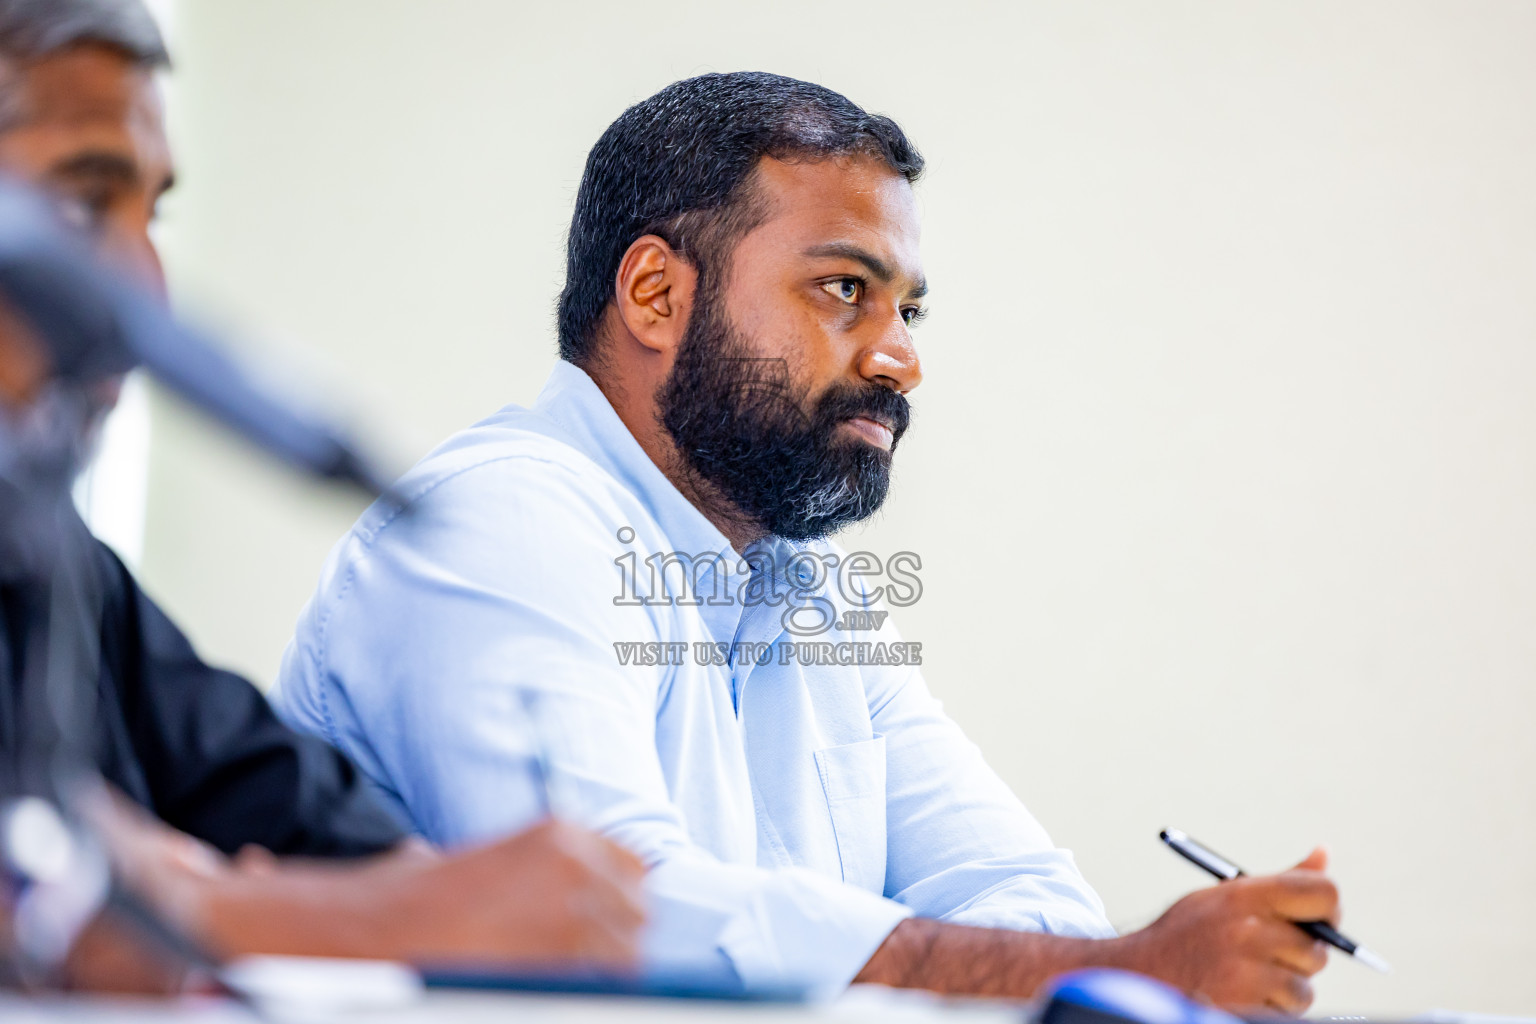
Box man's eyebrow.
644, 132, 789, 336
47, 150, 142, 186
803, 242, 928, 299
46, 150, 176, 201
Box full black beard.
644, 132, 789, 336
658, 288, 911, 541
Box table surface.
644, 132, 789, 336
0, 986, 1029, 1024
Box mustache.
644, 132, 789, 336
814, 381, 912, 446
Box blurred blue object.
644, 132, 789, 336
420, 963, 811, 1003
0, 175, 389, 495
1037, 969, 1244, 1024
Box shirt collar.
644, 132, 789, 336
534, 360, 738, 565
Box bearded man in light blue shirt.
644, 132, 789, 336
275, 72, 1342, 1011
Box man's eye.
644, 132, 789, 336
821, 278, 863, 305
55, 197, 95, 232
54, 192, 110, 235
901, 306, 928, 327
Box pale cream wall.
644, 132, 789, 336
143, 1, 1536, 1014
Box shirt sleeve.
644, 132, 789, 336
276, 455, 909, 992
863, 614, 1115, 938
95, 540, 406, 858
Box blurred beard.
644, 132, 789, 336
0, 385, 107, 582
658, 288, 911, 541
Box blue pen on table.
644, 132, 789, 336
1160, 829, 1391, 974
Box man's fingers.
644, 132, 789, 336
550, 824, 648, 908
1247, 870, 1340, 925
1291, 846, 1328, 873
577, 870, 647, 934
564, 881, 644, 965
567, 900, 638, 964
549, 826, 648, 942
547, 820, 645, 878
589, 912, 644, 966
560, 829, 648, 911
589, 833, 648, 884
1244, 918, 1329, 976
234, 844, 280, 876
1255, 964, 1315, 1016
476, 819, 648, 963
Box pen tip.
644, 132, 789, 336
1352, 946, 1392, 974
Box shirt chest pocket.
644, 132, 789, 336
813, 735, 888, 894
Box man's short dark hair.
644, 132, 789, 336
557, 71, 924, 366
0, 0, 168, 67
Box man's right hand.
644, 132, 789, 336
856, 846, 1340, 1014
1120, 847, 1337, 1014
379, 819, 647, 967
88, 791, 648, 975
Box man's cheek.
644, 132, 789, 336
0, 300, 50, 406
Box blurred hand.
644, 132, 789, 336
85, 789, 647, 974
61, 913, 199, 995
45, 790, 223, 994
382, 819, 646, 968
1124, 848, 1337, 1014
80, 786, 226, 925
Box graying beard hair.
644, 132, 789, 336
797, 472, 862, 530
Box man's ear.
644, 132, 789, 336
613, 235, 696, 357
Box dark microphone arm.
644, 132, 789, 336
0, 177, 396, 983
0, 177, 392, 496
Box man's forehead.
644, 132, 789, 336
750, 154, 923, 277
3, 46, 160, 129
0, 46, 171, 182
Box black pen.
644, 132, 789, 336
1160, 828, 1390, 974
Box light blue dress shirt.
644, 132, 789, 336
274, 360, 1113, 991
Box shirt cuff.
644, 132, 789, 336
713, 865, 914, 994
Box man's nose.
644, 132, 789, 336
856, 316, 923, 394
103, 225, 168, 300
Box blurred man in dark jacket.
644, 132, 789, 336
0, 0, 644, 990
